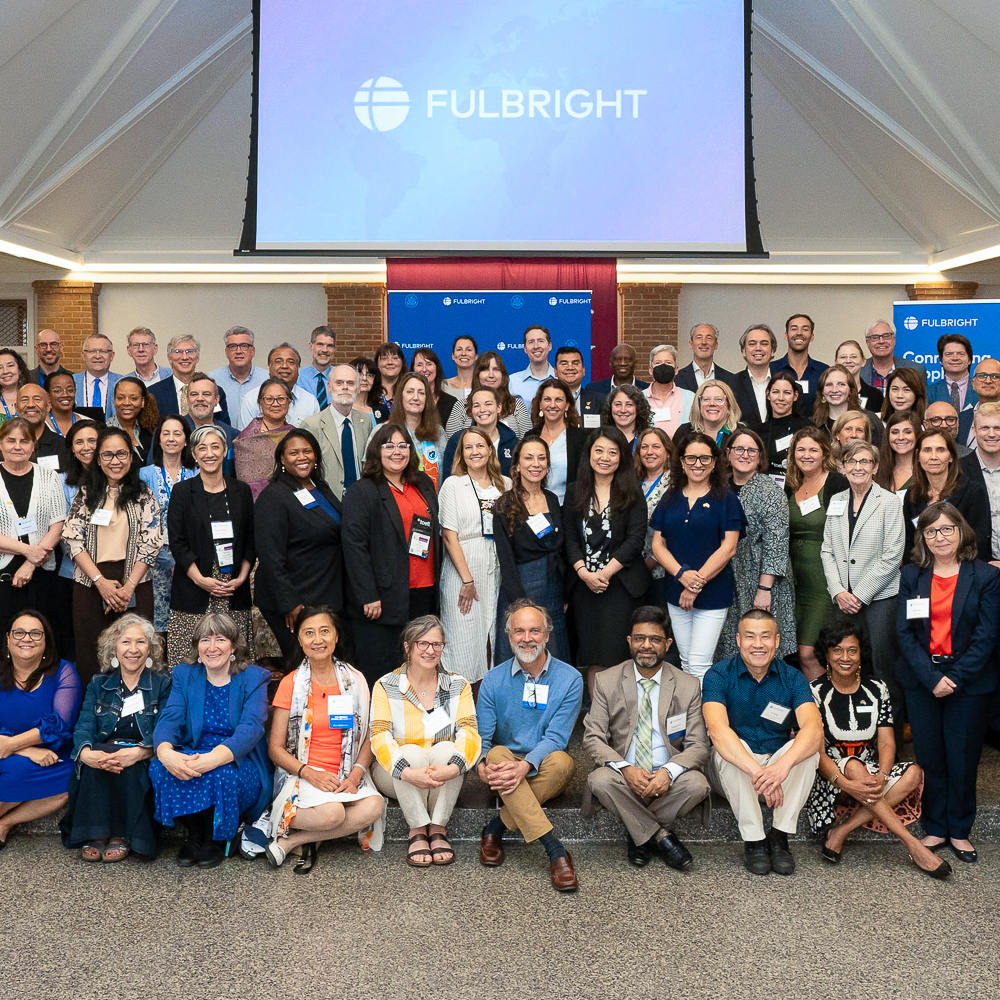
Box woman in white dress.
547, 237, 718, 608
438, 427, 511, 686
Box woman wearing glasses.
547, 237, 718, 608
672, 379, 742, 449
650, 433, 743, 682
342, 423, 441, 688
820, 439, 905, 715
233, 378, 295, 501
897, 502, 1000, 865
370, 615, 480, 867
63, 426, 161, 686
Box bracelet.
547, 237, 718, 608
92, 574, 103, 583
297, 764, 306, 777
461, 579, 473, 586
829, 773, 840, 788
757, 584, 772, 592
674, 564, 691, 581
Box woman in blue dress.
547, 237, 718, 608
150, 611, 270, 869
0, 610, 82, 847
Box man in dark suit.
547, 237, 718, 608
182, 373, 237, 476
585, 343, 649, 395
730, 323, 777, 431
961, 402, 1000, 565
149, 335, 230, 425
674, 323, 736, 393
958, 358, 1000, 447
582, 606, 710, 870
30, 329, 72, 386
770, 313, 828, 414
554, 345, 604, 430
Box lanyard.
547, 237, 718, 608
48, 413, 76, 436
643, 473, 664, 500
160, 465, 192, 502
468, 475, 496, 538
0, 395, 11, 418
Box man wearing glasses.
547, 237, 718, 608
859, 319, 929, 394
582, 605, 710, 871
238, 343, 319, 429
923, 401, 971, 457
209, 326, 268, 430
73, 334, 122, 418
476, 599, 583, 892
297, 325, 339, 409
123, 327, 170, 386
30, 329, 73, 386
149, 335, 231, 425
956, 358, 1000, 447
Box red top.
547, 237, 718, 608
930, 573, 959, 656
273, 674, 344, 775
390, 481, 436, 589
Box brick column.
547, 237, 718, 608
904, 281, 979, 300
323, 282, 385, 362
618, 283, 681, 363
32, 280, 102, 366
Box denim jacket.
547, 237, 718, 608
71, 668, 173, 761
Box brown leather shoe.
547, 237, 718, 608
549, 851, 578, 892
479, 832, 505, 867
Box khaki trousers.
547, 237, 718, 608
587, 767, 710, 845
712, 739, 819, 841
486, 745, 575, 843
372, 742, 465, 828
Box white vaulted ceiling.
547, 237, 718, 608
2, 0, 1000, 275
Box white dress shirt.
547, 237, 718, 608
607, 666, 685, 780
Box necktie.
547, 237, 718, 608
180, 383, 189, 416
950, 380, 961, 411
316, 374, 329, 410
341, 417, 357, 489
92, 377, 102, 409
635, 678, 656, 772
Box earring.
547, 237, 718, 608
145, 657, 153, 669
229, 654, 235, 663
111, 656, 120, 669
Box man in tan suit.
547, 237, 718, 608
300, 364, 372, 499
583, 606, 711, 870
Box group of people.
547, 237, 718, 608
0, 315, 997, 890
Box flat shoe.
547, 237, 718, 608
265, 841, 287, 869
549, 851, 578, 892
911, 854, 951, 880
949, 842, 977, 864
821, 845, 841, 865
429, 833, 455, 866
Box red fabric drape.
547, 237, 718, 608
386, 257, 618, 378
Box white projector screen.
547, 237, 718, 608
243, 0, 762, 255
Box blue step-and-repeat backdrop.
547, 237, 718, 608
387, 290, 593, 381
893, 299, 997, 383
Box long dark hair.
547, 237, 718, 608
374, 342, 406, 396
530, 377, 581, 429
665, 432, 730, 500
881, 367, 927, 423
410, 347, 445, 398
270, 428, 329, 487
113, 376, 160, 432
387, 371, 442, 442
573, 426, 641, 516
497, 434, 550, 533
909, 428, 961, 504
60, 419, 103, 485
0, 610, 59, 692
471, 352, 519, 419
83, 426, 149, 512
765, 371, 804, 420
360, 422, 423, 486
350, 356, 381, 410
601, 384, 652, 437
875, 410, 921, 490
0, 348, 30, 390
149, 414, 196, 468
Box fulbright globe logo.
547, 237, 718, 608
903, 316, 918, 331
354, 77, 410, 132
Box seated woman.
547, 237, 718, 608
265, 607, 384, 871
806, 617, 948, 879
0, 611, 82, 847
370, 615, 481, 867
60, 614, 170, 862
150, 611, 270, 869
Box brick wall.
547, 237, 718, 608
618, 282, 681, 367
324, 283, 385, 362
32, 280, 102, 367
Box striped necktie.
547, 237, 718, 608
316, 374, 329, 410
635, 678, 656, 772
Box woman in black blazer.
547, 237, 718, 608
897, 501, 1000, 864
341, 422, 441, 688
564, 425, 651, 694
530, 377, 587, 503
254, 429, 343, 664
167, 425, 255, 663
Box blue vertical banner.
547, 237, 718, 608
387, 290, 593, 381
893, 299, 998, 384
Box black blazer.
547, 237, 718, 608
578, 389, 606, 422
902, 474, 992, 565
562, 485, 651, 599
149, 378, 231, 426
896, 560, 1000, 695
858, 379, 885, 415
532, 423, 588, 495
674, 362, 736, 394
730, 369, 766, 431
253, 472, 343, 615
585, 377, 649, 394
167, 475, 255, 612
341, 473, 440, 624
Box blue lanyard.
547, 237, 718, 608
48, 413, 76, 436
0, 396, 11, 418
643, 473, 664, 500
160, 465, 192, 501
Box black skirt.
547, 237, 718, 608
570, 576, 642, 668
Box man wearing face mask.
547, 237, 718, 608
582, 606, 711, 870
643, 345, 694, 439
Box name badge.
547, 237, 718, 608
526, 512, 553, 538
760, 701, 791, 725
896, 487, 909, 501
798, 494, 821, 516
796, 379, 809, 395
478, 497, 495, 538
769, 474, 786, 488
294, 488, 317, 509
90, 508, 113, 526
911, 516, 920, 528
211, 519, 234, 540
327, 694, 354, 730
409, 514, 433, 559
120, 690, 145, 718
16, 516, 38, 536
522, 681, 549, 709
666, 712, 687, 741
583, 413, 601, 429
37, 455, 60, 470
906, 597, 930, 619
215, 541, 234, 569
424, 706, 451, 733
827, 496, 848, 517
775, 433, 793, 452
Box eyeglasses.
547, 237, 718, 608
629, 634, 665, 646
866, 332, 893, 342
923, 524, 957, 539
226, 343, 253, 352
9, 628, 44, 641
172, 348, 198, 357
129, 341, 154, 350
844, 457, 874, 467
261, 395, 288, 405
414, 640, 445, 652
925, 417, 959, 427
974, 372, 1000, 382
83, 348, 112, 355
681, 455, 714, 466
730, 446, 759, 456
100, 450, 130, 462
381, 442, 411, 452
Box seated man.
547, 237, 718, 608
476, 599, 583, 892
702, 608, 822, 876
582, 605, 710, 870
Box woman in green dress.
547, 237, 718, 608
784, 427, 848, 680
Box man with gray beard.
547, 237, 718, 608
476, 599, 583, 892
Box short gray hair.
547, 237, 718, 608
97, 614, 166, 673
689, 323, 719, 340
503, 598, 553, 636
189, 423, 227, 450
841, 437, 878, 467
224, 326, 254, 345
648, 343, 678, 367
865, 319, 895, 339
167, 334, 201, 354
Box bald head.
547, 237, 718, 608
973, 357, 1000, 403
924, 401, 960, 438
35, 329, 63, 371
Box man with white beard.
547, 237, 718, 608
475, 599, 583, 892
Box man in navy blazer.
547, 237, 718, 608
674, 324, 736, 393
554, 345, 605, 429
73, 333, 122, 418
149, 334, 230, 425
961, 403, 1000, 564
585, 343, 649, 395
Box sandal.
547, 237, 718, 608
103, 839, 129, 863
406, 832, 433, 868
429, 832, 455, 866
293, 842, 318, 875
81, 841, 106, 862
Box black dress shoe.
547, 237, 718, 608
821, 845, 841, 865
196, 841, 226, 869
948, 842, 977, 864
626, 834, 654, 867
656, 832, 692, 871
176, 840, 198, 868
743, 839, 770, 876
767, 828, 796, 875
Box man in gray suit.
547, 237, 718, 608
582, 605, 711, 870
299, 364, 372, 499
859, 319, 929, 393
